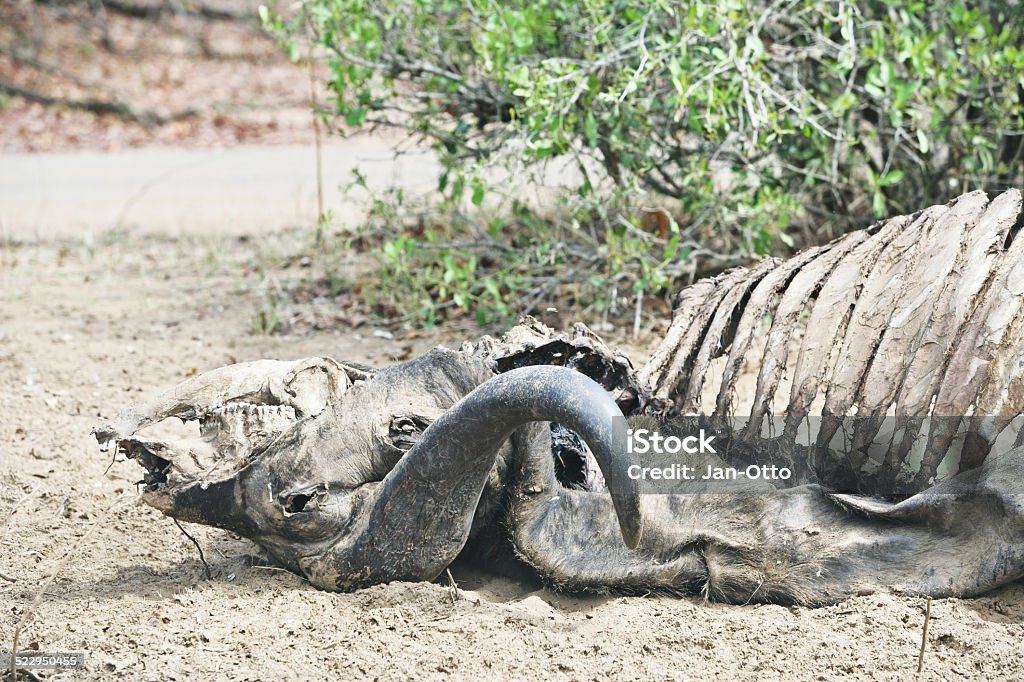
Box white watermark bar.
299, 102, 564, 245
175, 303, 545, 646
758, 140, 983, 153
609, 414, 1024, 495
2, 652, 87, 670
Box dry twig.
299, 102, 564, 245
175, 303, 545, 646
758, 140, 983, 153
445, 568, 460, 604
916, 597, 932, 674
172, 518, 212, 580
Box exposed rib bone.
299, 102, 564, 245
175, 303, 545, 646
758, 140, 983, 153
641, 189, 1024, 493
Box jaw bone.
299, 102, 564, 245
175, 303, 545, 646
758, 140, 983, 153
93, 356, 357, 449
93, 357, 360, 496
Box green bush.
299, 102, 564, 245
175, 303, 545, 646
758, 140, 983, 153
265, 0, 1023, 326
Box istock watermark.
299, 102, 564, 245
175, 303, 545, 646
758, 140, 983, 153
609, 414, 1022, 495
626, 428, 719, 455
623, 425, 792, 488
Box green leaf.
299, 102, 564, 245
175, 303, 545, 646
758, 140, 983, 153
512, 27, 533, 50
508, 65, 531, 87
584, 112, 598, 147
873, 191, 887, 216
344, 107, 368, 126
831, 92, 858, 114
880, 170, 904, 186
471, 179, 486, 206
745, 34, 764, 59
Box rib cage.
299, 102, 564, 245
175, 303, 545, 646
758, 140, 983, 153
637, 189, 1024, 493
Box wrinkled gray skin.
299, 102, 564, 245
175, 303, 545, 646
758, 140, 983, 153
95, 348, 1024, 605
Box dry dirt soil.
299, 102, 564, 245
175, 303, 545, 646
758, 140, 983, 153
5, 2, 1021, 680
1, 232, 1023, 681
1, 1, 327, 152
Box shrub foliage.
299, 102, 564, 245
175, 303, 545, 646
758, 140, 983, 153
266, 1, 1023, 325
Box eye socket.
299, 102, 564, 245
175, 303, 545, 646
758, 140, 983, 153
273, 483, 355, 544
284, 492, 314, 513
388, 415, 431, 451
280, 485, 326, 515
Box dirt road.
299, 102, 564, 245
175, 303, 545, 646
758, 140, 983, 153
1, 202, 1022, 679
0, 141, 438, 241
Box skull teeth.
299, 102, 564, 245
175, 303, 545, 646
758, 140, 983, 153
206, 402, 297, 419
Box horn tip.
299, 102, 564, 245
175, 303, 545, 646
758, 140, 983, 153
621, 516, 644, 550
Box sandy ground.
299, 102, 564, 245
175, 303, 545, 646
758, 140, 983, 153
1, 232, 1023, 681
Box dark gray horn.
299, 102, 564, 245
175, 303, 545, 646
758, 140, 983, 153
331, 366, 644, 587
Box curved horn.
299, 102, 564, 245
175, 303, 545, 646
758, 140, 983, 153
318, 366, 643, 589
